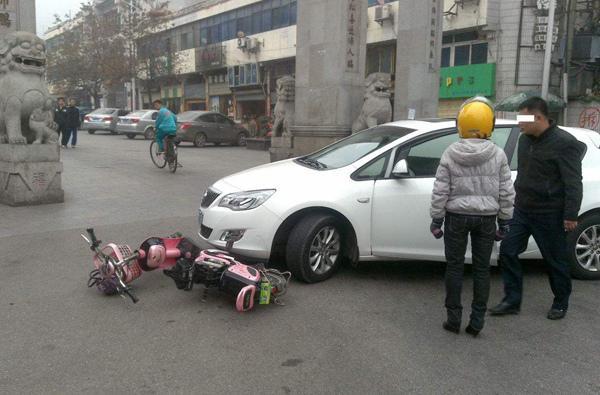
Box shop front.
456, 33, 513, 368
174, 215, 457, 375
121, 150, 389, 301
183, 76, 206, 111
438, 63, 496, 117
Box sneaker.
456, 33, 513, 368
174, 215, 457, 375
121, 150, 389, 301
488, 301, 520, 316
71, 145, 76, 148
156, 151, 164, 156
547, 308, 567, 320
465, 324, 481, 337
443, 321, 460, 334
61, 145, 68, 149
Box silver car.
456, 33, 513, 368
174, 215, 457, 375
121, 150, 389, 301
116, 110, 158, 140
82, 108, 129, 135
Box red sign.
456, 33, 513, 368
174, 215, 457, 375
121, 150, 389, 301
579, 107, 600, 131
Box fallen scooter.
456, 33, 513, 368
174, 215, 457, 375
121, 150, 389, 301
82, 228, 291, 311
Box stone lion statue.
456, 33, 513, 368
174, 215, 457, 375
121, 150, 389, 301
352, 72, 393, 134
272, 75, 295, 137
0, 31, 57, 144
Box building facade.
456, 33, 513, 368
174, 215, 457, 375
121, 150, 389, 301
45, 0, 600, 132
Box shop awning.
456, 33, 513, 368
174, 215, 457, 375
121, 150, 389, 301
234, 89, 265, 102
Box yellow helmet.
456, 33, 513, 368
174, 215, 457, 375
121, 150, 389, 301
456, 96, 495, 139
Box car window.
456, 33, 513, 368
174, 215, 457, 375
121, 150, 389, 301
354, 153, 390, 180
118, 110, 129, 116
405, 133, 459, 177
199, 114, 215, 123
400, 127, 515, 178
214, 114, 229, 124
151, 112, 158, 120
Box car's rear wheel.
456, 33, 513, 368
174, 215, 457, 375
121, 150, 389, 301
110, 130, 118, 135
88, 130, 95, 135
193, 132, 207, 148
235, 132, 247, 147
126, 133, 136, 139
286, 214, 343, 283
568, 214, 600, 280
144, 128, 155, 140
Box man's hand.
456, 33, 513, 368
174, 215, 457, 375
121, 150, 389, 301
564, 220, 578, 232
495, 219, 511, 241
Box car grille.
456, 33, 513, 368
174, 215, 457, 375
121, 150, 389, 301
201, 188, 220, 208
200, 224, 213, 239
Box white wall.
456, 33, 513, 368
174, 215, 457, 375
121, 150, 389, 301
442, 0, 490, 31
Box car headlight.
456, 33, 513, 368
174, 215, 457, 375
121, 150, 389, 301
218, 189, 275, 211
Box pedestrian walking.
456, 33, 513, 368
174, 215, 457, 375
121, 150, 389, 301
489, 97, 585, 320
65, 99, 81, 148
430, 97, 515, 337
54, 97, 68, 147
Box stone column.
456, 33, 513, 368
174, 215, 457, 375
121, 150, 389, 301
0, 0, 36, 34
272, 0, 367, 160
394, 0, 443, 120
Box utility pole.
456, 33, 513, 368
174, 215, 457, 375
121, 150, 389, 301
541, 0, 557, 100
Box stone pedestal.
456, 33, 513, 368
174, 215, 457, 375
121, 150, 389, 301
0, 145, 64, 206
270, 0, 367, 161
269, 136, 294, 162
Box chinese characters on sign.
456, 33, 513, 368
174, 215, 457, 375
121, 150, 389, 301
579, 107, 600, 132
533, 3, 559, 52
428, 0, 439, 72
0, 0, 15, 31
32, 172, 48, 191
346, 0, 360, 72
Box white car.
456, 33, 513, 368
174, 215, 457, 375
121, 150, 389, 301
198, 119, 600, 283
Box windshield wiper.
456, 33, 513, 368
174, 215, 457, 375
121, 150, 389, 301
297, 157, 328, 169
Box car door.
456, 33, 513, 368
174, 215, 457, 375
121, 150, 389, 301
370, 126, 516, 262
196, 114, 219, 141
213, 114, 233, 142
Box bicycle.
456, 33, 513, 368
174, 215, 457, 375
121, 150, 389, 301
150, 135, 178, 173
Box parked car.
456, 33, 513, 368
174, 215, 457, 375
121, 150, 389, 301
82, 108, 129, 135
116, 109, 158, 139
197, 119, 600, 283
175, 111, 248, 147
78, 106, 94, 123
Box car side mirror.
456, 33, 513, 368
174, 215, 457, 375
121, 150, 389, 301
391, 159, 409, 178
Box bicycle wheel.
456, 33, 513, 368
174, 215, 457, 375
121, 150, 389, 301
149, 140, 167, 168
168, 141, 178, 173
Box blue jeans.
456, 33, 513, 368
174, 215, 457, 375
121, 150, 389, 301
499, 207, 572, 310
67, 128, 78, 146
444, 213, 496, 330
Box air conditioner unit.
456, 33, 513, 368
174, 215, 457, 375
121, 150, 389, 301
237, 37, 247, 49
246, 38, 261, 52
374, 5, 392, 24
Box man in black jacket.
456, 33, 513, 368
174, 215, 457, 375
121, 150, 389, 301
490, 97, 585, 320
54, 97, 68, 146
65, 99, 81, 148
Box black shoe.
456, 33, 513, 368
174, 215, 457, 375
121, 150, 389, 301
465, 325, 480, 337
489, 301, 520, 316
547, 308, 567, 320
443, 322, 460, 334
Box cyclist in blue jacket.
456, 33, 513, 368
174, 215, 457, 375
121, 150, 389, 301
153, 100, 177, 154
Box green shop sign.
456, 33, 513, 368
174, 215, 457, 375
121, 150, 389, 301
439, 63, 496, 99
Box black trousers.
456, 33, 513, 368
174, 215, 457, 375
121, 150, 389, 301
499, 207, 572, 310
444, 213, 496, 330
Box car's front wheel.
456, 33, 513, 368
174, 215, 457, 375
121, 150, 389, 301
568, 214, 600, 280
286, 214, 344, 283
88, 130, 95, 135
193, 132, 207, 147
126, 133, 136, 139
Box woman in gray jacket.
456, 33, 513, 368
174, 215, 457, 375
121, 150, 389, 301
430, 97, 515, 337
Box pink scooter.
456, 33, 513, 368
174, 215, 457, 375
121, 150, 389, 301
82, 228, 291, 311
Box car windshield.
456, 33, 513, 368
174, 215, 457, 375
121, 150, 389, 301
91, 109, 116, 115
177, 112, 203, 121
299, 125, 416, 169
